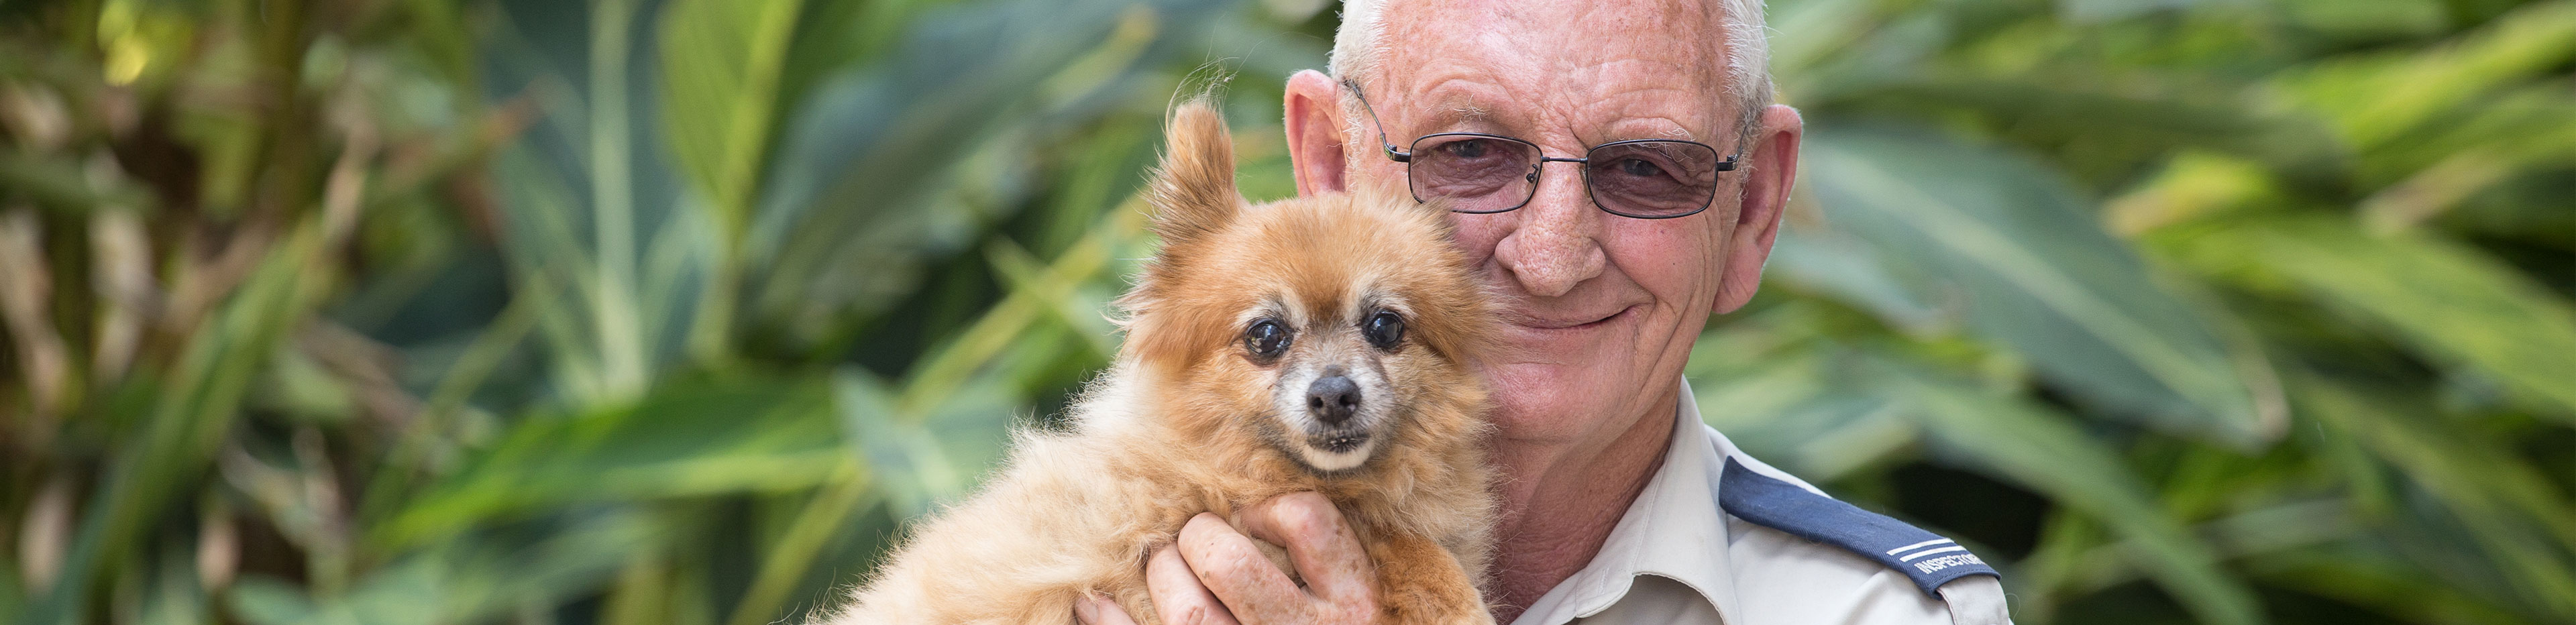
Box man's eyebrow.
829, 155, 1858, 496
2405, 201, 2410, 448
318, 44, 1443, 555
1599, 118, 1701, 144
1416, 91, 1500, 129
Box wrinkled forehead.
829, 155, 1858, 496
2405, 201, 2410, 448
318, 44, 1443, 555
1368, 0, 1729, 138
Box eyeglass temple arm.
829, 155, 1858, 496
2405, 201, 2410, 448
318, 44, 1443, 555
1342, 78, 1413, 163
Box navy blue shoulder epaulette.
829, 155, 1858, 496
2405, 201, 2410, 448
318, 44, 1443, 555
1717, 457, 2000, 598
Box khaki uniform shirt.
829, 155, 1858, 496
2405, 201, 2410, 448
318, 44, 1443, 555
1507, 382, 2014, 625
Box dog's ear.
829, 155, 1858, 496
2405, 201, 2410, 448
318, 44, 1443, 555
1144, 99, 1241, 249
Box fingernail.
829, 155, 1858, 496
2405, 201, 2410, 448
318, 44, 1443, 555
1072, 591, 1105, 624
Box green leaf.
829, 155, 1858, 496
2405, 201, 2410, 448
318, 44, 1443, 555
2247, 549, 2534, 625
1685, 315, 2261, 624
1843, 76, 2346, 178
31, 221, 335, 625
1688, 308, 1927, 481
2055, 0, 2233, 23
1792, 124, 2283, 445
0, 564, 20, 617
658, 0, 805, 241
657, 0, 809, 360
372, 378, 838, 549
745, 0, 1228, 339
233, 512, 658, 625
2167, 217, 2576, 420
2274, 0, 2449, 40
1897, 366, 2265, 625
479, 0, 704, 404
2278, 0, 2576, 150
225, 577, 323, 625
2295, 378, 2576, 616
834, 367, 998, 518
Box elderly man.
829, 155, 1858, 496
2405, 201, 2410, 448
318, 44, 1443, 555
1079, 0, 2010, 624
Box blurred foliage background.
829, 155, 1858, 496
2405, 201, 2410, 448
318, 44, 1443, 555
0, 0, 2569, 623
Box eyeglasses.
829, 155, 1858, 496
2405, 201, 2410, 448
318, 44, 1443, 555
1345, 79, 1740, 219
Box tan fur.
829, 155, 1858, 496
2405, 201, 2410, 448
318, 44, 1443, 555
817, 100, 1499, 625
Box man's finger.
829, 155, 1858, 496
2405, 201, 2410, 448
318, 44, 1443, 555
1146, 544, 1242, 625
1074, 591, 1141, 625
1176, 512, 1310, 624
1238, 492, 1375, 606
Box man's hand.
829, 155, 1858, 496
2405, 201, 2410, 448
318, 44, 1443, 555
1074, 492, 1381, 625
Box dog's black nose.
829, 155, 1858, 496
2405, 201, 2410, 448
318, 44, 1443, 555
1306, 375, 1361, 425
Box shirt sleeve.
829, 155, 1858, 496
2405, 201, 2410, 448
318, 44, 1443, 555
1938, 575, 2014, 625
1725, 516, 1960, 625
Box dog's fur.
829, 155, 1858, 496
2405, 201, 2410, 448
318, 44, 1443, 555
817, 100, 1500, 625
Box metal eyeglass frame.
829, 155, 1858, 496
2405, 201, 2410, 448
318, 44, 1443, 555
1342, 78, 1740, 219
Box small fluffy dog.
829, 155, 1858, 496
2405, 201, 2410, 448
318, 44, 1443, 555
818, 99, 1499, 624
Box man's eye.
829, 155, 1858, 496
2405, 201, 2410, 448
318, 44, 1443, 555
1244, 319, 1292, 359
1362, 310, 1406, 350
1618, 158, 1664, 178
1445, 139, 1491, 159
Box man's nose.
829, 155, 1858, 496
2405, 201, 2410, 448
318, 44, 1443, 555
1491, 164, 1606, 298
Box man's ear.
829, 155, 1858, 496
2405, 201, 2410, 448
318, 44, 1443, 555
1145, 98, 1242, 249
1714, 104, 1803, 315
1283, 70, 1349, 196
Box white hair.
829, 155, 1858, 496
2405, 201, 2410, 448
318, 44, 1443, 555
1328, 0, 1775, 143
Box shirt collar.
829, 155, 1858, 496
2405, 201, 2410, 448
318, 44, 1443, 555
1509, 379, 1739, 625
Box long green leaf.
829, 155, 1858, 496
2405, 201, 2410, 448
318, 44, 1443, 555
371, 378, 837, 549
658, 0, 808, 361
233, 512, 659, 625
590, 0, 649, 398
2279, 0, 2576, 149
2295, 377, 2576, 616
1899, 367, 2265, 625
30, 222, 333, 625
1794, 124, 2282, 445
1687, 308, 1927, 481
2247, 549, 2534, 625
1685, 314, 2262, 624
745, 0, 1227, 337
2169, 216, 2576, 421
658, 0, 804, 240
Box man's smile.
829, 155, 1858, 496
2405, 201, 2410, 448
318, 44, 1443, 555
1509, 304, 1642, 332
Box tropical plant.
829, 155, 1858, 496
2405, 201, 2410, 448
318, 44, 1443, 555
1717, 1, 2576, 622
0, 0, 2567, 624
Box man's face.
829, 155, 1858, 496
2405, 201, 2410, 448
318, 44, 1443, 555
1348, 0, 1769, 445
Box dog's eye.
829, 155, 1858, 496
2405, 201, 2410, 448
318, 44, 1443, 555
1244, 319, 1292, 359
1363, 310, 1406, 350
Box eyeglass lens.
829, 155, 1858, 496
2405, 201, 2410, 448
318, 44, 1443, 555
1406, 135, 1722, 218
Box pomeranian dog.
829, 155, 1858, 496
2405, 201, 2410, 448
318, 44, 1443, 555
816, 99, 1499, 625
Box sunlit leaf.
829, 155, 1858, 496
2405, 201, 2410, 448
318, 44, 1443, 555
2164, 216, 2576, 420
2277, 0, 2576, 149
1841, 76, 2346, 177
1796, 123, 2283, 445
